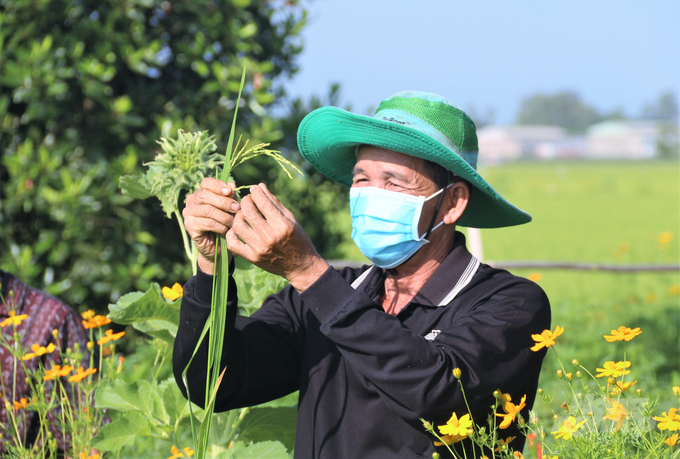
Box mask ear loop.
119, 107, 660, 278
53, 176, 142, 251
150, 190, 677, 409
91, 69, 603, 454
424, 170, 452, 240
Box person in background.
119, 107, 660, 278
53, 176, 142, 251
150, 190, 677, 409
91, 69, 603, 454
0, 269, 92, 454
174, 91, 551, 457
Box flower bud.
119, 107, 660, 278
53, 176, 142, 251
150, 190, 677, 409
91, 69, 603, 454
452, 367, 462, 379
537, 388, 543, 394
493, 390, 501, 398
46, 431, 52, 439
52, 329, 59, 339
576, 371, 582, 378
422, 420, 432, 430
467, 428, 475, 437
588, 411, 593, 417
87, 341, 94, 351
556, 370, 563, 379
9, 290, 14, 298
432, 453, 440, 459
566, 372, 573, 381
572, 359, 579, 366
607, 377, 616, 385
636, 389, 642, 396
673, 386, 680, 396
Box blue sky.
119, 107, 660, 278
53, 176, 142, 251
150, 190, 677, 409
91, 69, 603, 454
283, 0, 680, 124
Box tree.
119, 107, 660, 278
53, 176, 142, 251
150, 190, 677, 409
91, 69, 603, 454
0, 0, 307, 310
516, 91, 604, 133
642, 90, 679, 121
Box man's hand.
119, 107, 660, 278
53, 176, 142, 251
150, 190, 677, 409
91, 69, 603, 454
226, 183, 329, 292
183, 178, 241, 275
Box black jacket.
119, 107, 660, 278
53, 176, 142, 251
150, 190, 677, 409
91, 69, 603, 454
173, 233, 551, 458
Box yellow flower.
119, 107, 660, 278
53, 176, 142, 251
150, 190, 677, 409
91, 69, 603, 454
162, 283, 184, 301
669, 285, 680, 296
666, 433, 679, 446
494, 436, 516, 452
495, 394, 527, 429
79, 452, 100, 459
513, 452, 524, 459
596, 361, 631, 378
527, 273, 542, 282
81, 310, 95, 320
435, 412, 472, 446
654, 408, 680, 431
43, 364, 73, 381
603, 401, 627, 431
97, 328, 125, 345
604, 326, 641, 342
611, 380, 637, 395
673, 386, 680, 396
13, 398, 29, 410
452, 367, 462, 379
82, 314, 111, 329
68, 367, 97, 383
530, 326, 564, 352
551, 416, 587, 440
22, 343, 57, 361
659, 231, 673, 249
0, 311, 29, 328
167, 445, 194, 459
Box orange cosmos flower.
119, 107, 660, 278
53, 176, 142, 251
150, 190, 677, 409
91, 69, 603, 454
494, 436, 516, 452
97, 328, 125, 345
604, 326, 642, 342
82, 314, 111, 329
79, 452, 100, 459
495, 394, 527, 429
22, 343, 57, 360
666, 433, 679, 446
68, 367, 97, 383
654, 408, 680, 431
596, 361, 631, 378
530, 326, 564, 352
13, 398, 29, 410
162, 283, 184, 301
167, 445, 194, 458
435, 412, 472, 446
603, 401, 627, 431
527, 273, 542, 282
43, 364, 73, 381
551, 416, 587, 440
611, 380, 637, 395
1, 311, 29, 328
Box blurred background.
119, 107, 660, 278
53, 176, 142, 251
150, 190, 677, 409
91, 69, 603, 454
1, 0, 678, 427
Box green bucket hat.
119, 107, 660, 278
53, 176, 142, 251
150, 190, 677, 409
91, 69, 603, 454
296, 90, 531, 228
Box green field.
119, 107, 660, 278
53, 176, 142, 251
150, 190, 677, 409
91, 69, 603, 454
472, 160, 680, 432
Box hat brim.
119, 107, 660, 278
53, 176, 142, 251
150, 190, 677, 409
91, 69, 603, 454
297, 106, 531, 228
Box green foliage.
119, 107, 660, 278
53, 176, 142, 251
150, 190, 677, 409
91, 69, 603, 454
0, 0, 307, 311
516, 91, 613, 133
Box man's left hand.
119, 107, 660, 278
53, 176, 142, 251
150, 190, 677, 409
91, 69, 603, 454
226, 183, 330, 292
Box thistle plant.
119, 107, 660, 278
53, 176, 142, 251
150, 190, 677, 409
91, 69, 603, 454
119, 67, 301, 459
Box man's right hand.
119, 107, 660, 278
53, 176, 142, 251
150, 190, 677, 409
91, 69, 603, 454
183, 178, 240, 275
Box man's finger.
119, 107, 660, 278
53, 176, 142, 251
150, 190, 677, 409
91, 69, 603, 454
199, 177, 237, 198
256, 183, 297, 221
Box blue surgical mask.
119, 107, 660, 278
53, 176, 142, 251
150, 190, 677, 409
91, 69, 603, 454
349, 186, 449, 269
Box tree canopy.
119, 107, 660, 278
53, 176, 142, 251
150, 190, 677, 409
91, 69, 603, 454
0, 0, 308, 309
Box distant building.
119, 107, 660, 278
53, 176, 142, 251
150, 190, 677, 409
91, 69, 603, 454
477, 125, 585, 164
477, 120, 678, 163
586, 120, 670, 160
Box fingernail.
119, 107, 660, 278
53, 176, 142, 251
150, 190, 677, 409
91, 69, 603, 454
231, 203, 240, 211
221, 187, 230, 195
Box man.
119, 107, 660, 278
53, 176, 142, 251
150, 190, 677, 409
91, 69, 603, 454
174, 91, 551, 457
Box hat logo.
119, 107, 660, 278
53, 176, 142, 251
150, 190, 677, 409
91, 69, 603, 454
381, 116, 411, 126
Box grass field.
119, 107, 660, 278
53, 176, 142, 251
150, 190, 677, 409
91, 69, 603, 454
473, 160, 680, 435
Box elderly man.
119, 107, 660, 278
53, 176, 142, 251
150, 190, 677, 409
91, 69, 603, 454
173, 91, 550, 458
